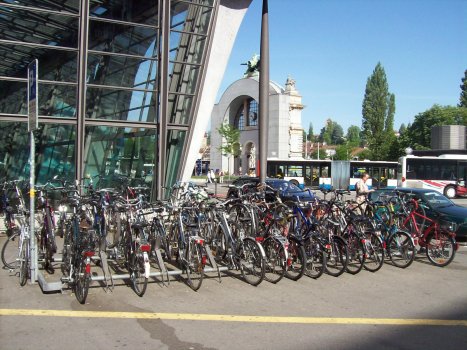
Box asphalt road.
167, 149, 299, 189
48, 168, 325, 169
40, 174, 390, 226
1, 236, 467, 349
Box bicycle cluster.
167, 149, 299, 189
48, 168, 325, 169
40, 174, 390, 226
1, 177, 458, 304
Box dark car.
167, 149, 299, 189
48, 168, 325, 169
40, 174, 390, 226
369, 188, 467, 240
227, 177, 315, 203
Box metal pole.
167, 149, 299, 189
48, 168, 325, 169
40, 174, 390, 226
29, 131, 37, 282
258, 0, 269, 184
157, 0, 170, 200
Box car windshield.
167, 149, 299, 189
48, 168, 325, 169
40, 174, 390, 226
422, 191, 454, 209
267, 180, 301, 192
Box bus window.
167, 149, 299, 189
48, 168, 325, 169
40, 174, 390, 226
321, 165, 329, 178
305, 165, 312, 186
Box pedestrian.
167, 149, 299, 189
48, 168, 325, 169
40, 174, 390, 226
207, 168, 212, 183
219, 170, 224, 184
355, 172, 374, 213
210, 169, 215, 183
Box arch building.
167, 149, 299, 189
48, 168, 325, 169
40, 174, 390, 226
210, 76, 305, 176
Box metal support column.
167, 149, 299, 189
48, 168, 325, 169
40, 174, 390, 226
258, 0, 269, 184
157, 0, 170, 200
75, 0, 90, 180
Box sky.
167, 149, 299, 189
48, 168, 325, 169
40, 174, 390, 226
217, 0, 467, 134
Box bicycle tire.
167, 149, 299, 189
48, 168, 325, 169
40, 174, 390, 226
262, 236, 287, 284
344, 231, 365, 275
239, 237, 265, 286
388, 230, 415, 268
74, 257, 90, 304
425, 231, 456, 267
303, 235, 326, 279
130, 252, 148, 297
284, 237, 306, 281
1, 231, 19, 269
324, 235, 348, 277
19, 240, 29, 286
185, 242, 204, 291
363, 232, 385, 272
211, 223, 228, 263
228, 203, 254, 237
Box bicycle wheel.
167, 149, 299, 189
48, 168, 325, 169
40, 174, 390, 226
263, 236, 287, 284
344, 232, 365, 275
228, 204, 254, 237
1, 231, 20, 269
106, 209, 121, 249
284, 237, 306, 281
210, 224, 228, 263
185, 242, 204, 291
19, 240, 29, 286
363, 232, 385, 272
238, 237, 265, 286
388, 231, 415, 268
303, 235, 326, 279
425, 231, 456, 267
74, 257, 90, 304
325, 235, 348, 277
130, 252, 148, 297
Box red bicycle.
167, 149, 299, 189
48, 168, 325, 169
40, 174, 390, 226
398, 197, 458, 267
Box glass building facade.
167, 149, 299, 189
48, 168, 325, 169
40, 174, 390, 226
0, 0, 222, 198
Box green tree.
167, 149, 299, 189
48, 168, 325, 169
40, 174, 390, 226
335, 143, 350, 160
307, 122, 315, 142
398, 105, 467, 151
217, 124, 240, 179
398, 123, 407, 135
362, 62, 396, 160
459, 69, 467, 108
319, 118, 344, 145
346, 125, 361, 146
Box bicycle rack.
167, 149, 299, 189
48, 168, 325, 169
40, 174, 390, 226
204, 245, 223, 282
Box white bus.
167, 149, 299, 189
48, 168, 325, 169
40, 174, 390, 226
398, 154, 467, 198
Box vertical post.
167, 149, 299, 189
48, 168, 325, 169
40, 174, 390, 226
157, 0, 170, 200
258, 0, 269, 184
27, 59, 38, 282
76, 0, 90, 181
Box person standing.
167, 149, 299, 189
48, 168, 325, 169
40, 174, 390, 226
219, 170, 224, 184
210, 169, 216, 183
207, 168, 212, 183
355, 172, 374, 213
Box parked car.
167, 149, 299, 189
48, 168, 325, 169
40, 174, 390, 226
227, 177, 315, 203
370, 188, 467, 240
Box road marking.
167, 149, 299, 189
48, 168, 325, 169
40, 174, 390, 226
1, 309, 466, 326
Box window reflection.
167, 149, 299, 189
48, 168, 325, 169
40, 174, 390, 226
83, 126, 156, 186
0, 122, 76, 182
90, 0, 159, 26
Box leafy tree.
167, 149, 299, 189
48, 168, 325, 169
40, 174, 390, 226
398, 123, 407, 135
217, 124, 240, 179
331, 123, 344, 144
459, 69, 467, 108
362, 62, 396, 160
335, 143, 350, 160
307, 122, 315, 142
319, 118, 344, 145
310, 148, 326, 160
346, 125, 361, 146
398, 105, 467, 151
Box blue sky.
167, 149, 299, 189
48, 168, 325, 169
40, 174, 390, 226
217, 0, 467, 134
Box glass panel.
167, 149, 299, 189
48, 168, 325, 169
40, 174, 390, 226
0, 0, 80, 13
171, 2, 212, 35
87, 54, 157, 89
170, 30, 207, 65
0, 80, 28, 114
83, 126, 156, 188
247, 99, 258, 127
0, 8, 79, 48
165, 129, 186, 190
167, 93, 193, 125
0, 121, 76, 182
86, 87, 156, 122
169, 62, 199, 95
0, 45, 77, 82
89, 20, 158, 57
89, 0, 159, 26
39, 83, 76, 117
